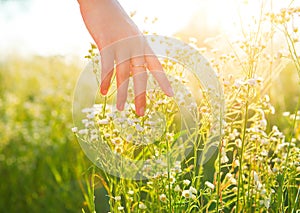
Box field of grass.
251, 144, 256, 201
1, 1, 300, 213
0, 56, 92, 212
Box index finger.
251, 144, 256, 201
145, 46, 174, 97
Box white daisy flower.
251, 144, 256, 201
138, 203, 147, 209
159, 194, 167, 202
205, 181, 215, 190
71, 127, 78, 133
183, 179, 191, 186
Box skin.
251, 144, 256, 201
78, 0, 174, 116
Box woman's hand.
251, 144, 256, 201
78, 0, 173, 116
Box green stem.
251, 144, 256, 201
216, 141, 222, 212
89, 165, 96, 213
167, 139, 172, 213
236, 97, 249, 213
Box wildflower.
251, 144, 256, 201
189, 102, 197, 109
261, 150, 268, 157
269, 106, 275, 114
264, 95, 270, 102
282, 111, 290, 117
226, 173, 237, 185
260, 189, 266, 195
91, 134, 98, 141
93, 103, 103, 109
114, 146, 123, 154
87, 113, 95, 119
235, 139, 242, 148
189, 186, 197, 194
174, 185, 181, 192
166, 132, 174, 141
106, 112, 116, 119
104, 133, 110, 138
229, 177, 237, 185
229, 133, 236, 140
246, 78, 257, 86
183, 179, 191, 186
260, 119, 267, 129
256, 181, 263, 190
86, 121, 94, 127
71, 127, 78, 133
147, 181, 153, 185
181, 186, 197, 199
264, 198, 270, 209
182, 190, 191, 198
135, 124, 144, 132
116, 117, 126, 123
259, 200, 264, 206
113, 129, 120, 134
78, 129, 88, 135
82, 108, 93, 113
233, 128, 240, 137
82, 119, 89, 124
144, 121, 156, 126
117, 206, 124, 211
169, 175, 176, 184
233, 159, 240, 167
112, 137, 123, 145
234, 79, 244, 88
205, 181, 215, 190
173, 161, 182, 173
128, 190, 134, 195
260, 138, 269, 145
138, 203, 147, 209
221, 150, 229, 163
91, 129, 97, 134
115, 196, 121, 201
98, 119, 109, 125
127, 119, 134, 126
159, 194, 167, 202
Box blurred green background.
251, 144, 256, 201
0, 56, 88, 212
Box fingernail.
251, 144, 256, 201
117, 103, 124, 111
166, 87, 174, 97
137, 107, 145, 116
101, 88, 108, 95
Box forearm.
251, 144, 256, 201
77, 0, 129, 22
78, 0, 137, 46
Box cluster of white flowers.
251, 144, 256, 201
182, 186, 198, 200
204, 181, 215, 190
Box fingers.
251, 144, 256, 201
100, 48, 114, 95
116, 57, 130, 111
131, 56, 148, 116
99, 36, 173, 117
145, 46, 174, 97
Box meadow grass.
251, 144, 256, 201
75, 2, 300, 212
0, 1, 300, 213
0, 56, 94, 212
